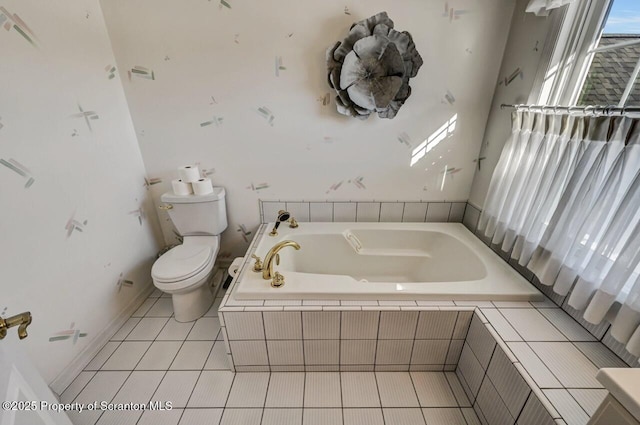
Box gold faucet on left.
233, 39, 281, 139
262, 240, 301, 287
0, 311, 32, 340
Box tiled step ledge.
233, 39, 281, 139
458, 307, 630, 425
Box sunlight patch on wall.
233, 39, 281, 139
410, 114, 457, 167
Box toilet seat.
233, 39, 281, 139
152, 244, 214, 283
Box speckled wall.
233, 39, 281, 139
1, 0, 161, 383
100, 0, 516, 257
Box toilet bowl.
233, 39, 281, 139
152, 236, 219, 322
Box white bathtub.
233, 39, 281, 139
232, 222, 543, 301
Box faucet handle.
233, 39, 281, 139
288, 217, 298, 228
271, 271, 285, 288
251, 254, 263, 272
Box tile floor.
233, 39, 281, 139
60, 288, 480, 425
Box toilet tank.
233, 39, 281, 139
161, 188, 228, 236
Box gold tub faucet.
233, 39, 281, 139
262, 240, 301, 287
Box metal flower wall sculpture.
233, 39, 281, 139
326, 11, 423, 120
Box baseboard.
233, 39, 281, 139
49, 282, 156, 395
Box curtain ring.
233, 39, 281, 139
584, 106, 593, 116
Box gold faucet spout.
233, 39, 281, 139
262, 240, 301, 280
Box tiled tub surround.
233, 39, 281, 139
259, 200, 468, 224
217, 301, 631, 425
462, 202, 640, 367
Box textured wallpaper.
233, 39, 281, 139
0, 0, 161, 383
100, 0, 516, 257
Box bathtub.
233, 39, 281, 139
232, 222, 543, 301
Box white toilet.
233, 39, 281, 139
151, 188, 228, 322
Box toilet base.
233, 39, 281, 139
171, 284, 214, 322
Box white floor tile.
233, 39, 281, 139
376, 372, 420, 407
187, 371, 235, 407
304, 372, 342, 407
341, 372, 381, 407
507, 342, 562, 388
220, 408, 262, 425
204, 341, 230, 370
132, 298, 157, 317
543, 389, 590, 425
101, 341, 151, 370
188, 317, 221, 340
303, 408, 343, 425
112, 371, 165, 404
517, 394, 556, 425
538, 309, 596, 341
85, 342, 120, 371
111, 318, 141, 341
343, 408, 384, 425
568, 389, 608, 416
262, 409, 302, 425
499, 309, 567, 341
410, 372, 457, 407
126, 317, 169, 340
95, 410, 143, 425
150, 288, 163, 297
136, 341, 182, 370
382, 408, 426, 425
146, 298, 174, 317
151, 371, 200, 408
574, 342, 629, 368
422, 408, 467, 425
68, 371, 130, 425
137, 408, 183, 425
156, 318, 194, 340
529, 342, 601, 388
226, 372, 269, 407
266, 373, 305, 408
178, 408, 224, 425
479, 308, 522, 341
61, 371, 95, 403
170, 341, 214, 370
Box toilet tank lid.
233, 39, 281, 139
161, 187, 225, 203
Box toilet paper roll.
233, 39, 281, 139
171, 179, 193, 195
178, 165, 201, 183
192, 178, 214, 195
229, 257, 244, 278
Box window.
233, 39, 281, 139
577, 0, 640, 106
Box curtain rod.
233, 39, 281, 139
500, 104, 640, 114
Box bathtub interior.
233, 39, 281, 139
230, 223, 544, 301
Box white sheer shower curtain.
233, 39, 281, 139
478, 109, 640, 357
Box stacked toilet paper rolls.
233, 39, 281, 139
192, 178, 214, 195
171, 179, 193, 195
171, 165, 214, 196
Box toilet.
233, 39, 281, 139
151, 188, 228, 322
